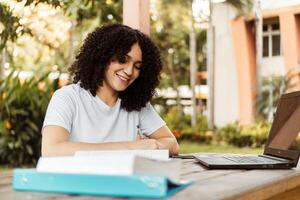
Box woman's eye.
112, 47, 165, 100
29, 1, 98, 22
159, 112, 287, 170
135, 65, 141, 70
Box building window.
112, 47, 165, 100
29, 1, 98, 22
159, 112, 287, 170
262, 19, 281, 57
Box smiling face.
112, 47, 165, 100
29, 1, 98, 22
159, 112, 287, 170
103, 43, 142, 96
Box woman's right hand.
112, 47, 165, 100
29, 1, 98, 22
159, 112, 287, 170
136, 138, 164, 150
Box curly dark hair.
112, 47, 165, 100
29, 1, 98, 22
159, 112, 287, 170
69, 24, 162, 112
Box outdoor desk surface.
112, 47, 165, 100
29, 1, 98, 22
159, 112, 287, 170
1, 157, 300, 200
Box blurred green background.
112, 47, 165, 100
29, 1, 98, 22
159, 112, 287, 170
0, 0, 283, 170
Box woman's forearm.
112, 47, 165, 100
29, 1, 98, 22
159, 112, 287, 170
42, 139, 160, 157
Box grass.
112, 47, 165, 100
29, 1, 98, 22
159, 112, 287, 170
179, 140, 263, 154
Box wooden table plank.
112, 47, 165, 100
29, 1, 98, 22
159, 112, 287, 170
177, 160, 300, 200
2, 159, 300, 200
269, 185, 300, 200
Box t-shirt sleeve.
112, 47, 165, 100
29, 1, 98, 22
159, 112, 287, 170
42, 88, 75, 133
139, 103, 166, 136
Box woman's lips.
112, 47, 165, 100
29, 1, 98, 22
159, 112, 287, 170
116, 73, 129, 82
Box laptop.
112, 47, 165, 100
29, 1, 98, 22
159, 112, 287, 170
194, 91, 300, 169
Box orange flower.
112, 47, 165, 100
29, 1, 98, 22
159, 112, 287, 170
4, 121, 12, 129
172, 130, 181, 139
38, 82, 46, 91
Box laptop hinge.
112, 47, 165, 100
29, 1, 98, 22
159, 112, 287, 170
260, 154, 291, 162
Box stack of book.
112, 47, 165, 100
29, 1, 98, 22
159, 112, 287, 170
13, 149, 192, 198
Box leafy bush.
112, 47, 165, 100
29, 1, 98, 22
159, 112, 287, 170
162, 105, 270, 147
216, 122, 242, 146
216, 120, 271, 148
256, 73, 296, 120
181, 116, 212, 143
163, 106, 191, 139
0, 70, 59, 166
162, 107, 212, 143
240, 120, 270, 148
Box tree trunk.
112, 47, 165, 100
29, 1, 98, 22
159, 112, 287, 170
207, 0, 215, 129
255, 0, 263, 117
67, 21, 75, 68
168, 54, 183, 115
0, 49, 6, 79
190, 1, 197, 127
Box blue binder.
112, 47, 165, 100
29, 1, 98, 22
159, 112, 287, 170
13, 169, 192, 198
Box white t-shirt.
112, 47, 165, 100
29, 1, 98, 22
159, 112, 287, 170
42, 84, 166, 143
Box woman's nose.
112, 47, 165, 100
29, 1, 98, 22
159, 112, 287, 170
123, 64, 134, 76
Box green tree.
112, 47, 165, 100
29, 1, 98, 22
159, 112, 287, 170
0, 0, 122, 74
150, 0, 207, 116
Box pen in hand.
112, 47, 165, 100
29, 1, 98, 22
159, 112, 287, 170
136, 125, 146, 140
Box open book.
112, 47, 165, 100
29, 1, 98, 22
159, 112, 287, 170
14, 150, 191, 198
36, 149, 182, 183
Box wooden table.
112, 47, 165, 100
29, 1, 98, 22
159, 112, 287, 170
1, 158, 300, 200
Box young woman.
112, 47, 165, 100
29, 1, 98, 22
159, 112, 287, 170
41, 24, 179, 156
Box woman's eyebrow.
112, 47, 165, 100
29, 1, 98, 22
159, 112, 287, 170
126, 54, 142, 63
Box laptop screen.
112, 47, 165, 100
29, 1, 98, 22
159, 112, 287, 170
265, 91, 300, 160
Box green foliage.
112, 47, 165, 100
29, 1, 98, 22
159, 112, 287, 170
163, 106, 191, 133
181, 116, 212, 143
162, 106, 212, 143
60, 0, 122, 25
226, 0, 253, 17
257, 74, 294, 120
216, 122, 241, 145
0, 70, 59, 166
0, 3, 22, 51
151, 0, 206, 87
193, 115, 209, 132
257, 76, 289, 119
240, 120, 270, 148
17, 0, 122, 24
0, 0, 122, 55
217, 120, 271, 148
163, 105, 269, 147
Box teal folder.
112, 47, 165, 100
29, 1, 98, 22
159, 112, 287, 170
13, 169, 192, 198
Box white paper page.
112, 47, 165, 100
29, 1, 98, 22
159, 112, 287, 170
74, 149, 170, 161
36, 155, 135, 175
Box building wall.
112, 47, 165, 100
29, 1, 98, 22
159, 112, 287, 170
261, 57, 285, 76
279, 8, 300, 91
231, 18, 256, 126
212, 1, 300, 126
211, 3, 239, 127
261, 0, 300, 10
296, 14, 300, 62
257, 5, 300, 91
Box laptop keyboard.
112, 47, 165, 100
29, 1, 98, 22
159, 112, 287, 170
222, 155, 279, 164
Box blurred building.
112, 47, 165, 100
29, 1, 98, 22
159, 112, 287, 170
210, 0, 300, 126
156, 84, 208, 115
